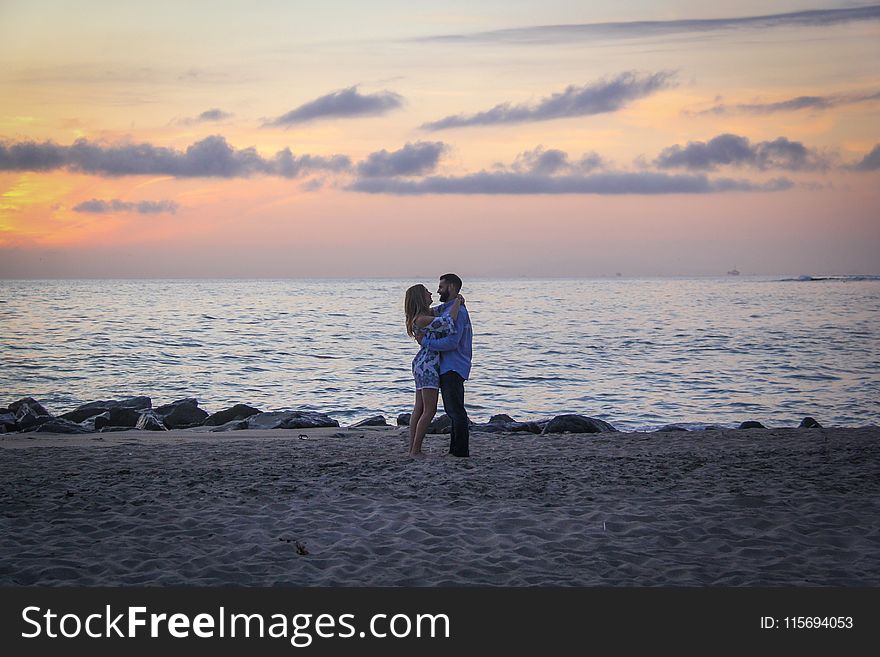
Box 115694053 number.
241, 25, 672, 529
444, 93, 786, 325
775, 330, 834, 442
784, 616, 853, 629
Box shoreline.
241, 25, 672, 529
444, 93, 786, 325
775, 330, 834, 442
2, 425, 878, 586
5, 394, 865, 438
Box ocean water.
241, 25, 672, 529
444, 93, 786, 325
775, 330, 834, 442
1, 277, 878, 431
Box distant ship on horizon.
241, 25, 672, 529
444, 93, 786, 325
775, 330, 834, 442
727, 266, 740, 276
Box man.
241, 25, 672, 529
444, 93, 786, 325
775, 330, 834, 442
419, 273, 473, 457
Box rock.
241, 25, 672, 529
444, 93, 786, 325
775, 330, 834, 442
82, 413, 107, 432
155, 398, 209, 429
136, 411, 167, 431
116, 396, 152, 410
60, 403, 109, 423
427, 414, 452, 434
32, 418, 92, 434
209, 419, 250, 432
654, 424, 689, 432
9, 397, 51, 416
799, 417, 822, 428
203, 404, 261, 426
541, 414, 617, 435
351, 415, 388, 428
246, 410, 339, 430
0, 412, 17, 432
9, 397, 52, 430
489, 414, 516, 424
397, 413, 411, 426
476, 420, 543, 434
94, 407, 141, 430
426, 414, 477, 435
60, 396, 152, 423
738, 421, 766, 429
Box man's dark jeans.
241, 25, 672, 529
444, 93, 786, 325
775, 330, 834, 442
440, 371, 469, 457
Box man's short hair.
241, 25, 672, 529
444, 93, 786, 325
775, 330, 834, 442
440, 273, 463, 292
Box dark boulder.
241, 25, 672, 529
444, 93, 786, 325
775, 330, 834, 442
426, 414, 477, 434
476, 417, 543, 434
397, 413, 411, 426
32, 418, 92, 434
155, 398, 209, 429
209, 419, 250, 432
203, 404, 261, 426
799, 417, 822, 428
79, 414, 105, 433
427, 414, 452, 434
136, 411, 167, 431
9, 397, 53, 430
541, 414, 617, 435
654, 424, 689, 432
246, 411, 339, 430
60, 396, 151, 423
60, 403, 108, 424
738, 421, 766, 429
351, 415, 388, 428
9, 397, 51, 416
0, 412, 17, 433
479, 422, 543, 434
94, 407, 141, 430
116, 396, 152, 410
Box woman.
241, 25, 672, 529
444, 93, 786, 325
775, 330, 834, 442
404, 284, 463, 457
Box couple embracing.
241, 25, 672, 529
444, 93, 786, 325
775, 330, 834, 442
404, 273, 472, 459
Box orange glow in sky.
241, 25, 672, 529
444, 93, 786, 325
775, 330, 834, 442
1, 1, 878, 277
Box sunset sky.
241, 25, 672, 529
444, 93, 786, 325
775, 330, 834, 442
1, 0, 878, 277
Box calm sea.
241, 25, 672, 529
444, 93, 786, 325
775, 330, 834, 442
2, 277, 878, 431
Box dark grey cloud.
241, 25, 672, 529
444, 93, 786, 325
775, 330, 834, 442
357, 142, 447, 177
418, 5, 880, 45
692, 91, 880, 115
265, 86, 403, 126
422, 72, 675, 130
0, 140, 68, 171
348, 171, 792, 195
73, 199, 179, 214
854, 144, 880, 171
513, 146, 570, 174
512, 146, 605, 174
655, 134, 831, 171
0, 135, 351, 178
180, 108, 234, 124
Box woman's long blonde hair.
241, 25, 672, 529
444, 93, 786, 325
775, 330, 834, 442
404, 284, 431, 339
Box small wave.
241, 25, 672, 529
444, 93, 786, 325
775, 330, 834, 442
784, 373, 842, 381
779, 275, 880, 282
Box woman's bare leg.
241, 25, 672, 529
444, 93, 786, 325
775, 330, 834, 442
411, 388, 438, 456
409, 390, 424, 453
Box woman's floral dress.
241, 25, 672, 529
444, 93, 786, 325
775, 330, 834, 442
412, 313, 455, 390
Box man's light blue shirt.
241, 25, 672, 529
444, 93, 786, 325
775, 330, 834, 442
422, 300, 472, 380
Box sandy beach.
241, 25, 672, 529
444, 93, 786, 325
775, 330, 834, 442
1, 425, 878, 586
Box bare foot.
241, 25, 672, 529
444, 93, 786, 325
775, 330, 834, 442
408, 451, 427, 459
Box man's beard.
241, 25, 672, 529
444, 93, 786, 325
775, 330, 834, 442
439, 292, 449, 302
